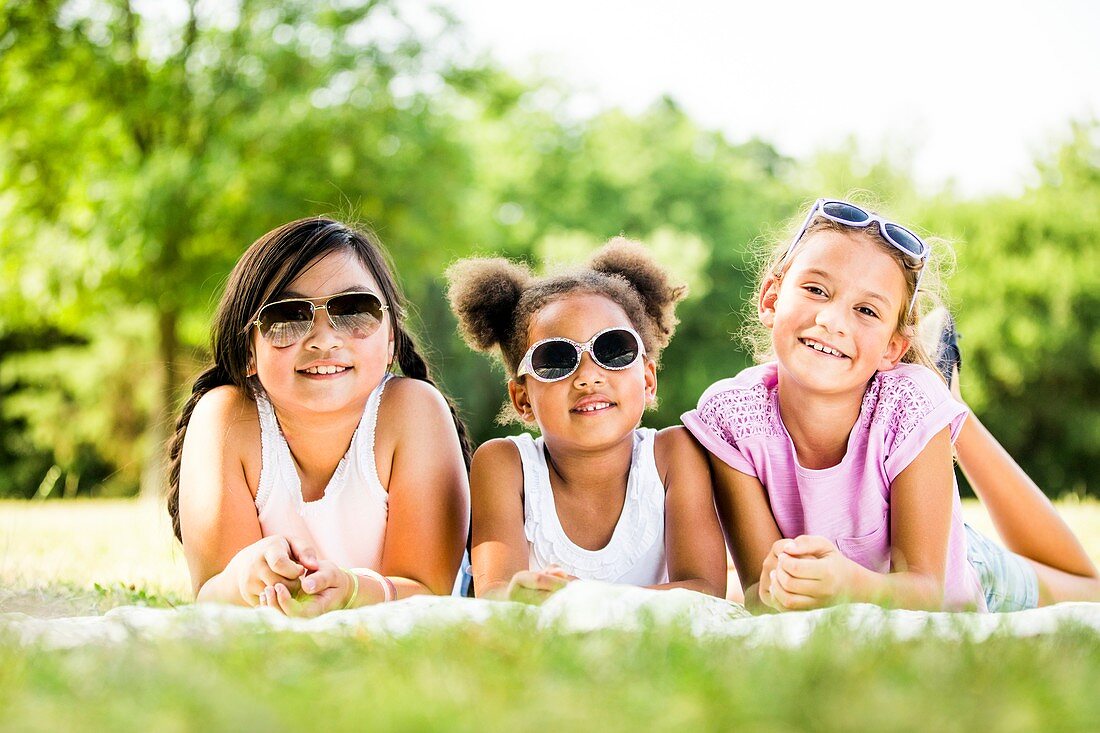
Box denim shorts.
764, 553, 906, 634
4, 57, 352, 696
965, 524, 1040, 612
452, 549, 474, 597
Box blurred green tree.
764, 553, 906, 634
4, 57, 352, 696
0, 0, 483, 494
922, 121, 1100, 495
435, 94, 800, 435
1, 1, 1092, 501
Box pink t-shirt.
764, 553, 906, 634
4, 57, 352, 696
682, 362, 985, 611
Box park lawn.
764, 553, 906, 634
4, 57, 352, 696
2, 617, 1100, 732
0, 499, 190, 615
4, 497, 1100, 612
1, 498, 1100, 732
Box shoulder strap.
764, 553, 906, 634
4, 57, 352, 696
355, 372, 395, 477
506, 433, 546, 543
254, 392, 287, 511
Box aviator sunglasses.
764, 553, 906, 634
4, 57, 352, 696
251, 291, 389, 347
782, 199, 930, 313
517, 326, 646, 382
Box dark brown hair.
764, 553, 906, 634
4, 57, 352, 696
446, 237, 686, 420
167, 217, 472, 541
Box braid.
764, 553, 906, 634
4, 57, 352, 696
166, 365, 236, 542
392, 327, 473, 471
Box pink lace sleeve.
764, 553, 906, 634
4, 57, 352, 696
868, 365, 969, 482
682, 380, 782, 477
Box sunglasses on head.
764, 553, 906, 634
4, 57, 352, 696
782, 198, 930, 313
516, 327, 646, 383
251, 291, 389, 348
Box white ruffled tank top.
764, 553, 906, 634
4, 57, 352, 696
254, 373, 393, 570
508, 428, 668, 585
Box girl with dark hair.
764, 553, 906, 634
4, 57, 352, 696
168, 217, 471, 615
446, 238, 726, 603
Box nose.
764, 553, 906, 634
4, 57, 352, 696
814, 301, 849, 335
571, 352, 605, 388
305, 306, 344, 351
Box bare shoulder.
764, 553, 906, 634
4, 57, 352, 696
374, 377, 465, 473
653, 425, 707, 475
180, 384, 261, 499
472, 437, 522, 468
470, 437, 524, 494
654, 425, 701, 453
378, 375, 452, 425
188, 385, 259, 446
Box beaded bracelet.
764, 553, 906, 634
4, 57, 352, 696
341, 568, 360, 610
348, 567, 396, 603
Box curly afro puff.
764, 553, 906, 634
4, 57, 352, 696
590, 237, 685, 355
446, 257, 534, 357
446, 236, 686, 382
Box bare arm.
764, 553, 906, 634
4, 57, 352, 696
651, 427, 727, 597
179, 387, 315, 605
708, 453, 784, 612
468, 439, 534, 600
769, 427, 955, 611
860, 425, 954, 608
375, 378, 470, 599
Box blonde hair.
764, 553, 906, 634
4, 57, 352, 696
741, 199, 954, 376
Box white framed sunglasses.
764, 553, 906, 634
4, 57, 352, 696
250, 291, 389, 347
783, 198, 930, 313
516, 326, 646, 383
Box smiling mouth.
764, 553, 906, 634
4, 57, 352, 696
800, 339, 847, 359
298, 365, 352, 375
572, 401, 615, 414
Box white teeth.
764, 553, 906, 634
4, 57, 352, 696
804, 340, 843, 357
575, 402, 612, 412
302, 365, 348, 375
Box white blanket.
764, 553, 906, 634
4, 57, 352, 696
4, 581, 1100, 649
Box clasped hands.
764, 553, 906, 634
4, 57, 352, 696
228, 535, 363, 617
758, 535, 863, 612
505, 564, 576, 605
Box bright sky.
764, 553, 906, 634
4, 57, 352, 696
442, 0, 1100, 197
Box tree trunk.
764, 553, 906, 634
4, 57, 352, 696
140, 306, 180, 498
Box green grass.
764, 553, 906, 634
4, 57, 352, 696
2, 499, 1100, 731
1, 618, 1099, 732
0, 499, 189, 616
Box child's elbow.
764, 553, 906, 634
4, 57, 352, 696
910, 571, 946, 610
680, 575, 727, 599
697, 579, 726, 599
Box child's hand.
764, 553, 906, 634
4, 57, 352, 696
229, 535, 319, 606
757, 538, 791, 610
764, 535, 859, 611
506, 565, 575, 605
261, 561, 354, 618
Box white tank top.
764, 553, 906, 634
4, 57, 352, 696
254, 373, 394, 569
508, 428, 668, 585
